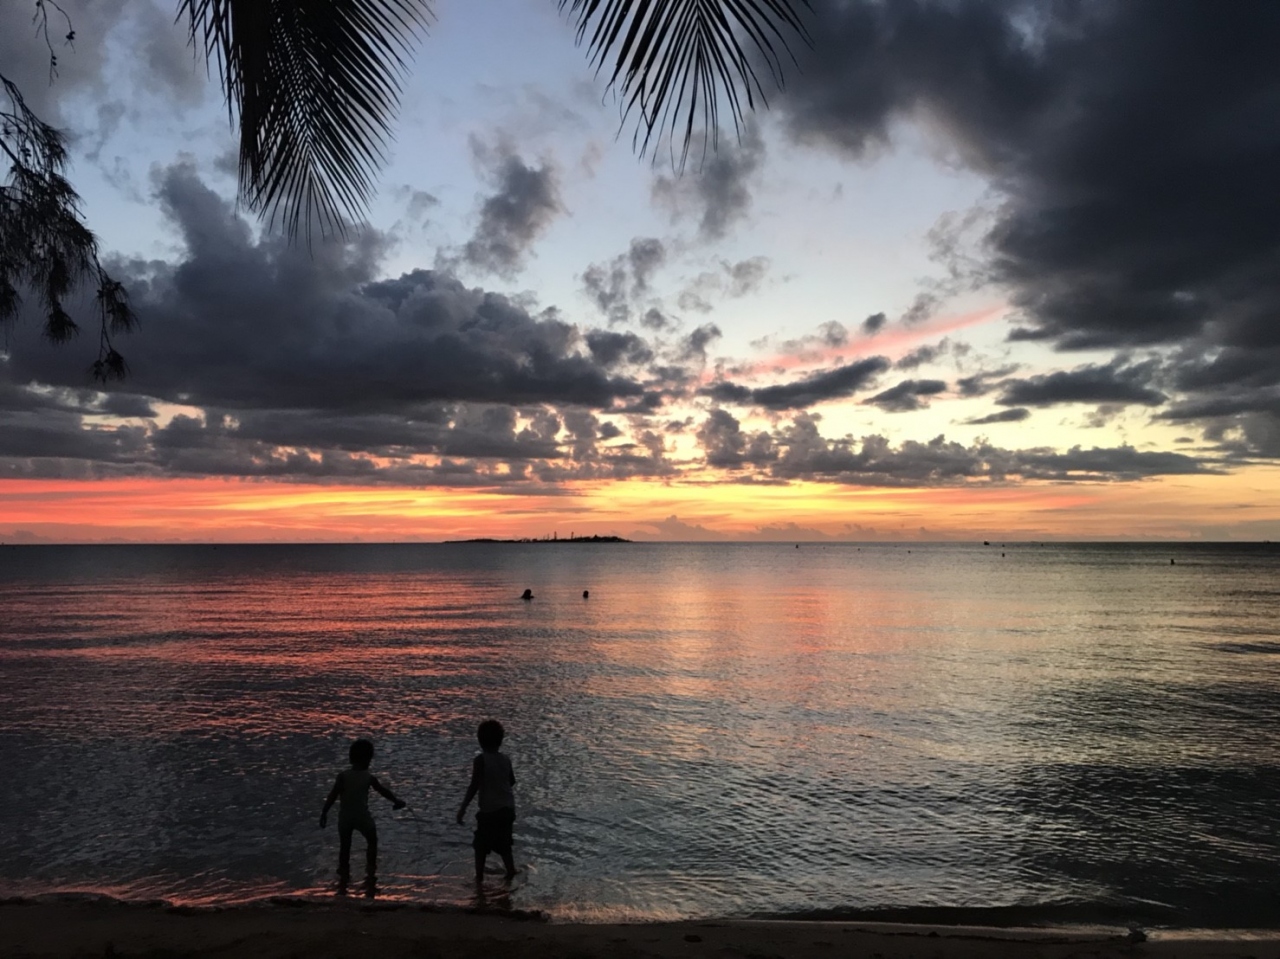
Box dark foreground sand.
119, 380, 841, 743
2, 902, 1278, 959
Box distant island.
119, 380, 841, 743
445, 534, 631, 544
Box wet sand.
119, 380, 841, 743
1, 901, 1277, 959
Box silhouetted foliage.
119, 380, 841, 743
560, 0, 812, 166
1, 76, 135, 381
4, 0, 810, 374
179, 0, 810, 241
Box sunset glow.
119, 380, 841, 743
5, 468, 1277, 543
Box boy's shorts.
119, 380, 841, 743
473, 807, 515, 855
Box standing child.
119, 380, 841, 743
456, 719, 518, 883
320, 738, 405, 890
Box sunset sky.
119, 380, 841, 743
2, 0, 1279, 542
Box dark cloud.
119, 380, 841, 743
0, 164, 681, 484
957, 364, 1021, 398
896, 338, 968, 370
1160, 389, 1280, 423
0, 409, 147, 464
783, 0, 1280, 449
703, 356, 890, 411
585, 330, 653, 368
764, 416, 1211, 487
98, 393, 157, 418
13, 162, 639, 413
861, 312, 887, 335
640, 308, 672, 331
996, 361, 1166, 408
696, 409, 777, 468
964, 407, 1030, 426
461, 141, 564, 277
581, 237, 666, 323
682, 323, 723, 363
863, 378, 948, 413
653, 124, 765, 241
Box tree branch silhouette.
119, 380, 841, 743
1, 75, 135, 382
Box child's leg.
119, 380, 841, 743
362, 823, 378, 881
338, 824, 353, 881
499, 846, 516, 880
474, 848, 486, 884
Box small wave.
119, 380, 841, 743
746, 900, 1179, 929
1208, 641, 1280, 655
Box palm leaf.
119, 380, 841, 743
559, 0, 811, 166
181, 0, 431, 241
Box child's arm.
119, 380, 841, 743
455, 756, 483, 824
319, 773, 342, 828
370, 775, 406, 810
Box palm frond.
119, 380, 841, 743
181, 0, 431, 241
559, 0, 811, 167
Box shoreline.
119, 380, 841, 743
3, 898, 1279, 959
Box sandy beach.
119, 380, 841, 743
1, 901, 1277, 959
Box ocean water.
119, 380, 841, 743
0, 542, 1278, 926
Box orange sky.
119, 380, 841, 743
4, 470, 1278, 543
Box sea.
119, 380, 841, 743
0, 542, 1278, 927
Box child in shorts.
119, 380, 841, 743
455, 719, 517, 883
320, 738, 405, 890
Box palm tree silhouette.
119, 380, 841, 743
2, 0, 811, 374
183, 0, 812, 239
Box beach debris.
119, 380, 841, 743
1126, 924, 1147, 943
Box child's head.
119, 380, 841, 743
477, 719, 505, 752
349, 738, 375, 769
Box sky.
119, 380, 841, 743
2, 0, 1279, 543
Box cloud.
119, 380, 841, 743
460, 140, 564, 277
724, 256, 770, 297
763, 415, 1212, 487
754, 320, 850, 364
631, 515, 730, 542
0, 409, 147, 465
782, 0, 1280, 446
585, 330, 653, 367
98, 393, 157, 418
996, 361, 1166, 408
861, 312, 887, 336
957, 364, 1021, 398
863, 378, 948, 413
964, 408, 1031, 425
0, 2, 197, 119
895, 338, 967, 370
653, 124, 765, 241
696, 409, 777, 468
676, 256, 773, 314
682, 323, 723, 363
63, 163, 639, 412
0, 164, 681, 484
581, 237, 667, 323
703, 356, 891, 411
